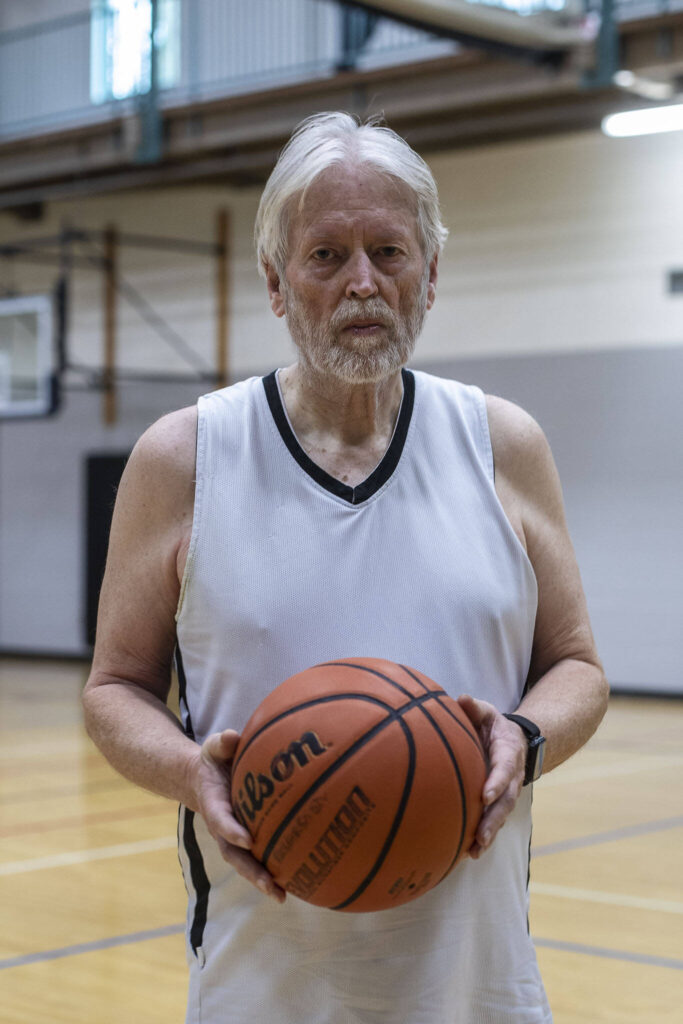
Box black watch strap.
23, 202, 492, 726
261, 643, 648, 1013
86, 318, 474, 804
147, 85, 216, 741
503, 713, 546, 785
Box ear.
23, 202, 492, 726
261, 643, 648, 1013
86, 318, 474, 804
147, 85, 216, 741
265, 262, 286, 319
426, 253, 438, 311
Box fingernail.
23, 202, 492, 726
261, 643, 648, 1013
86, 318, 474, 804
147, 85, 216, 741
481, 830, 491, 846
258, 878, 281, 901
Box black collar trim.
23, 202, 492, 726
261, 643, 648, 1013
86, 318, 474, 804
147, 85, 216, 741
262, 369, 415, 506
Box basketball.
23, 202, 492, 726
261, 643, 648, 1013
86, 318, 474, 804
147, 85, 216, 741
230, 658, 488, 912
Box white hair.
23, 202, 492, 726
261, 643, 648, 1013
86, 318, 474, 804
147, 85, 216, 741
254, 111, 448, 277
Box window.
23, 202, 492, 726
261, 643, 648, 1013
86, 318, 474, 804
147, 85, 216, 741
91, 0, 180, 104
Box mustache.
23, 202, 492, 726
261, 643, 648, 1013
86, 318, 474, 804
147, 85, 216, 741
329, 300, 396, 331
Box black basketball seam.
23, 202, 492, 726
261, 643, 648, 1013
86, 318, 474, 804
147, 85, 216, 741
396, 663, 431, 694
332, 664, 484, 761
324, 661, 439, 703
398, 664, 487, 761
432, 693, 488, 764
236, 663, 476, 907
331, 716, 417, 911
407, 701, 469, 873
233, 659, 447, 775
398, 665, 488, 876
257, 690, 441, 869
232, 691, 409, 776
393, 668, 468, 867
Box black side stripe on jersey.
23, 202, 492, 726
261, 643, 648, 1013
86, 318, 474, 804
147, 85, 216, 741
175, 644, 195, 740
263, 367, 415, 505
175, 644, 210, 955
183, 808, 211, 955
525, 826, 533, 934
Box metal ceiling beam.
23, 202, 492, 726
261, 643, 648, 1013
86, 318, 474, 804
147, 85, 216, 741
0, 13, 681, 211
338, 0, 595, 53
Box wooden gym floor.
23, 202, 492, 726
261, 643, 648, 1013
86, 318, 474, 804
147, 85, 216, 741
1, 657, 681, 1023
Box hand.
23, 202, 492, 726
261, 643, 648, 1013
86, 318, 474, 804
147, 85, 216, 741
188, 729, 286, 903
457, 695, 527, 859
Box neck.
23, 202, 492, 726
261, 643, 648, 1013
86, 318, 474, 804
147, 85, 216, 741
278, 362, 404, 448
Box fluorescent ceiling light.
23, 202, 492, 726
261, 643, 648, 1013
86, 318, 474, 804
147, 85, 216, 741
612, 70, 674, 102
602, 104, 683, 137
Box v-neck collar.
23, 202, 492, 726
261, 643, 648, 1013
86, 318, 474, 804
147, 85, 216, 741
262, 368, 415, 505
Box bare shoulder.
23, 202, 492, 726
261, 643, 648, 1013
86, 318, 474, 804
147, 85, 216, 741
128, 405, 197, 482
485, 394, 563, 520
485, 394, 551, 476
118, 406, 197, 519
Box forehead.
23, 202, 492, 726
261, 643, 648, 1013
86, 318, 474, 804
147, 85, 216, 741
289, 164, 420, 244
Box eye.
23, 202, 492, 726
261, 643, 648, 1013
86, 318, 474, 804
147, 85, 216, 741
312, 248, 335, 261
377, 246, 401, 258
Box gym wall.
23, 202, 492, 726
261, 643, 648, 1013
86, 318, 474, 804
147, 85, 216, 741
0, 126, 681, 693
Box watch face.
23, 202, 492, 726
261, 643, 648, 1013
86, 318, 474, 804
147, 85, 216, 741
503, 714, 545, 784
529, 735, 545, 783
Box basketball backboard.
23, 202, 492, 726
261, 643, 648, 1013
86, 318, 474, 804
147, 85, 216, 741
0, 293, 57, 418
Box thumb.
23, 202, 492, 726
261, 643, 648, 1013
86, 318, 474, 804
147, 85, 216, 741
202, 728, 241, 766
457, 693, 489, 729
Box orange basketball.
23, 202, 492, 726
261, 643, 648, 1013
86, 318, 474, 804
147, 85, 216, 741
230, 658, 487, 912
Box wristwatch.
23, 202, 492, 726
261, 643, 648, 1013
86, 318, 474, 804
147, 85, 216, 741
503, 714, 546, 786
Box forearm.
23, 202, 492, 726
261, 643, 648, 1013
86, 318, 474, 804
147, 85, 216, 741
516, 658, 609, 775
83, 680, 202, 810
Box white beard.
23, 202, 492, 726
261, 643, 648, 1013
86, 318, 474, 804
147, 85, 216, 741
282, 273, 429, 385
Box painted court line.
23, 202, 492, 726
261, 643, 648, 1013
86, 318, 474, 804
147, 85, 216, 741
2, 815, 679, 877
0, 924, 184, 970
532, 814, 683, 858
0, 835, 177, 876
540, 755, 683, 786
0, 802, 174, 839
3, 927, 681, 973
530, 882, 683, 915
534, 937, 683, 971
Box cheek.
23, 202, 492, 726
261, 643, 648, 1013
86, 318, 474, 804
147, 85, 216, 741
287, 274, 329, 306
398, 282, 421, 313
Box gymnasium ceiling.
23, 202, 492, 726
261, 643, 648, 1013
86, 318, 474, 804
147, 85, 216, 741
0, 8, 681, 213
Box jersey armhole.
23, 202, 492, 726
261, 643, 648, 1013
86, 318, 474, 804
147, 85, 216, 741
176, 399, 205, 622
470, 385, 495, 484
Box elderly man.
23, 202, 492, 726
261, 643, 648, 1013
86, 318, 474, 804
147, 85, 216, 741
83, 112, 608, 1023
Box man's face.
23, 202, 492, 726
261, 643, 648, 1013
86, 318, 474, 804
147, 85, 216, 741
267, 164, 437, 384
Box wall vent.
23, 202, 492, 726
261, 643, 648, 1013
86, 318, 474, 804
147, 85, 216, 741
668, 270, 683, 294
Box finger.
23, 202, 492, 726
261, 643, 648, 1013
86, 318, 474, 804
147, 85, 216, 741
197, 735, 252, 851
456, 693, 488, 728
217, 838, 286, 903
475, 784, 519, 850
482, 758, 519, 806
202, 729, 240, 766
216, 729, 241, 758
200, 776, 252, 850
467, 838, 484, 860
206, 803, 252, 850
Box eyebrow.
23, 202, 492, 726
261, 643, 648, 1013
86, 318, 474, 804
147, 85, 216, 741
300, 221, 416, 245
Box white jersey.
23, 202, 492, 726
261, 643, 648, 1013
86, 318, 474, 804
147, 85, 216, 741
175, 368, 551, 1024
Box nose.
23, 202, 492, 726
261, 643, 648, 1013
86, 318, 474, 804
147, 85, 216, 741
345, 251, 379, 300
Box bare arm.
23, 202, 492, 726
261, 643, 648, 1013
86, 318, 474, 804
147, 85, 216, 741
462, 396, 609, 855
82, 407, 284, 901
83, 407, 201, 802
